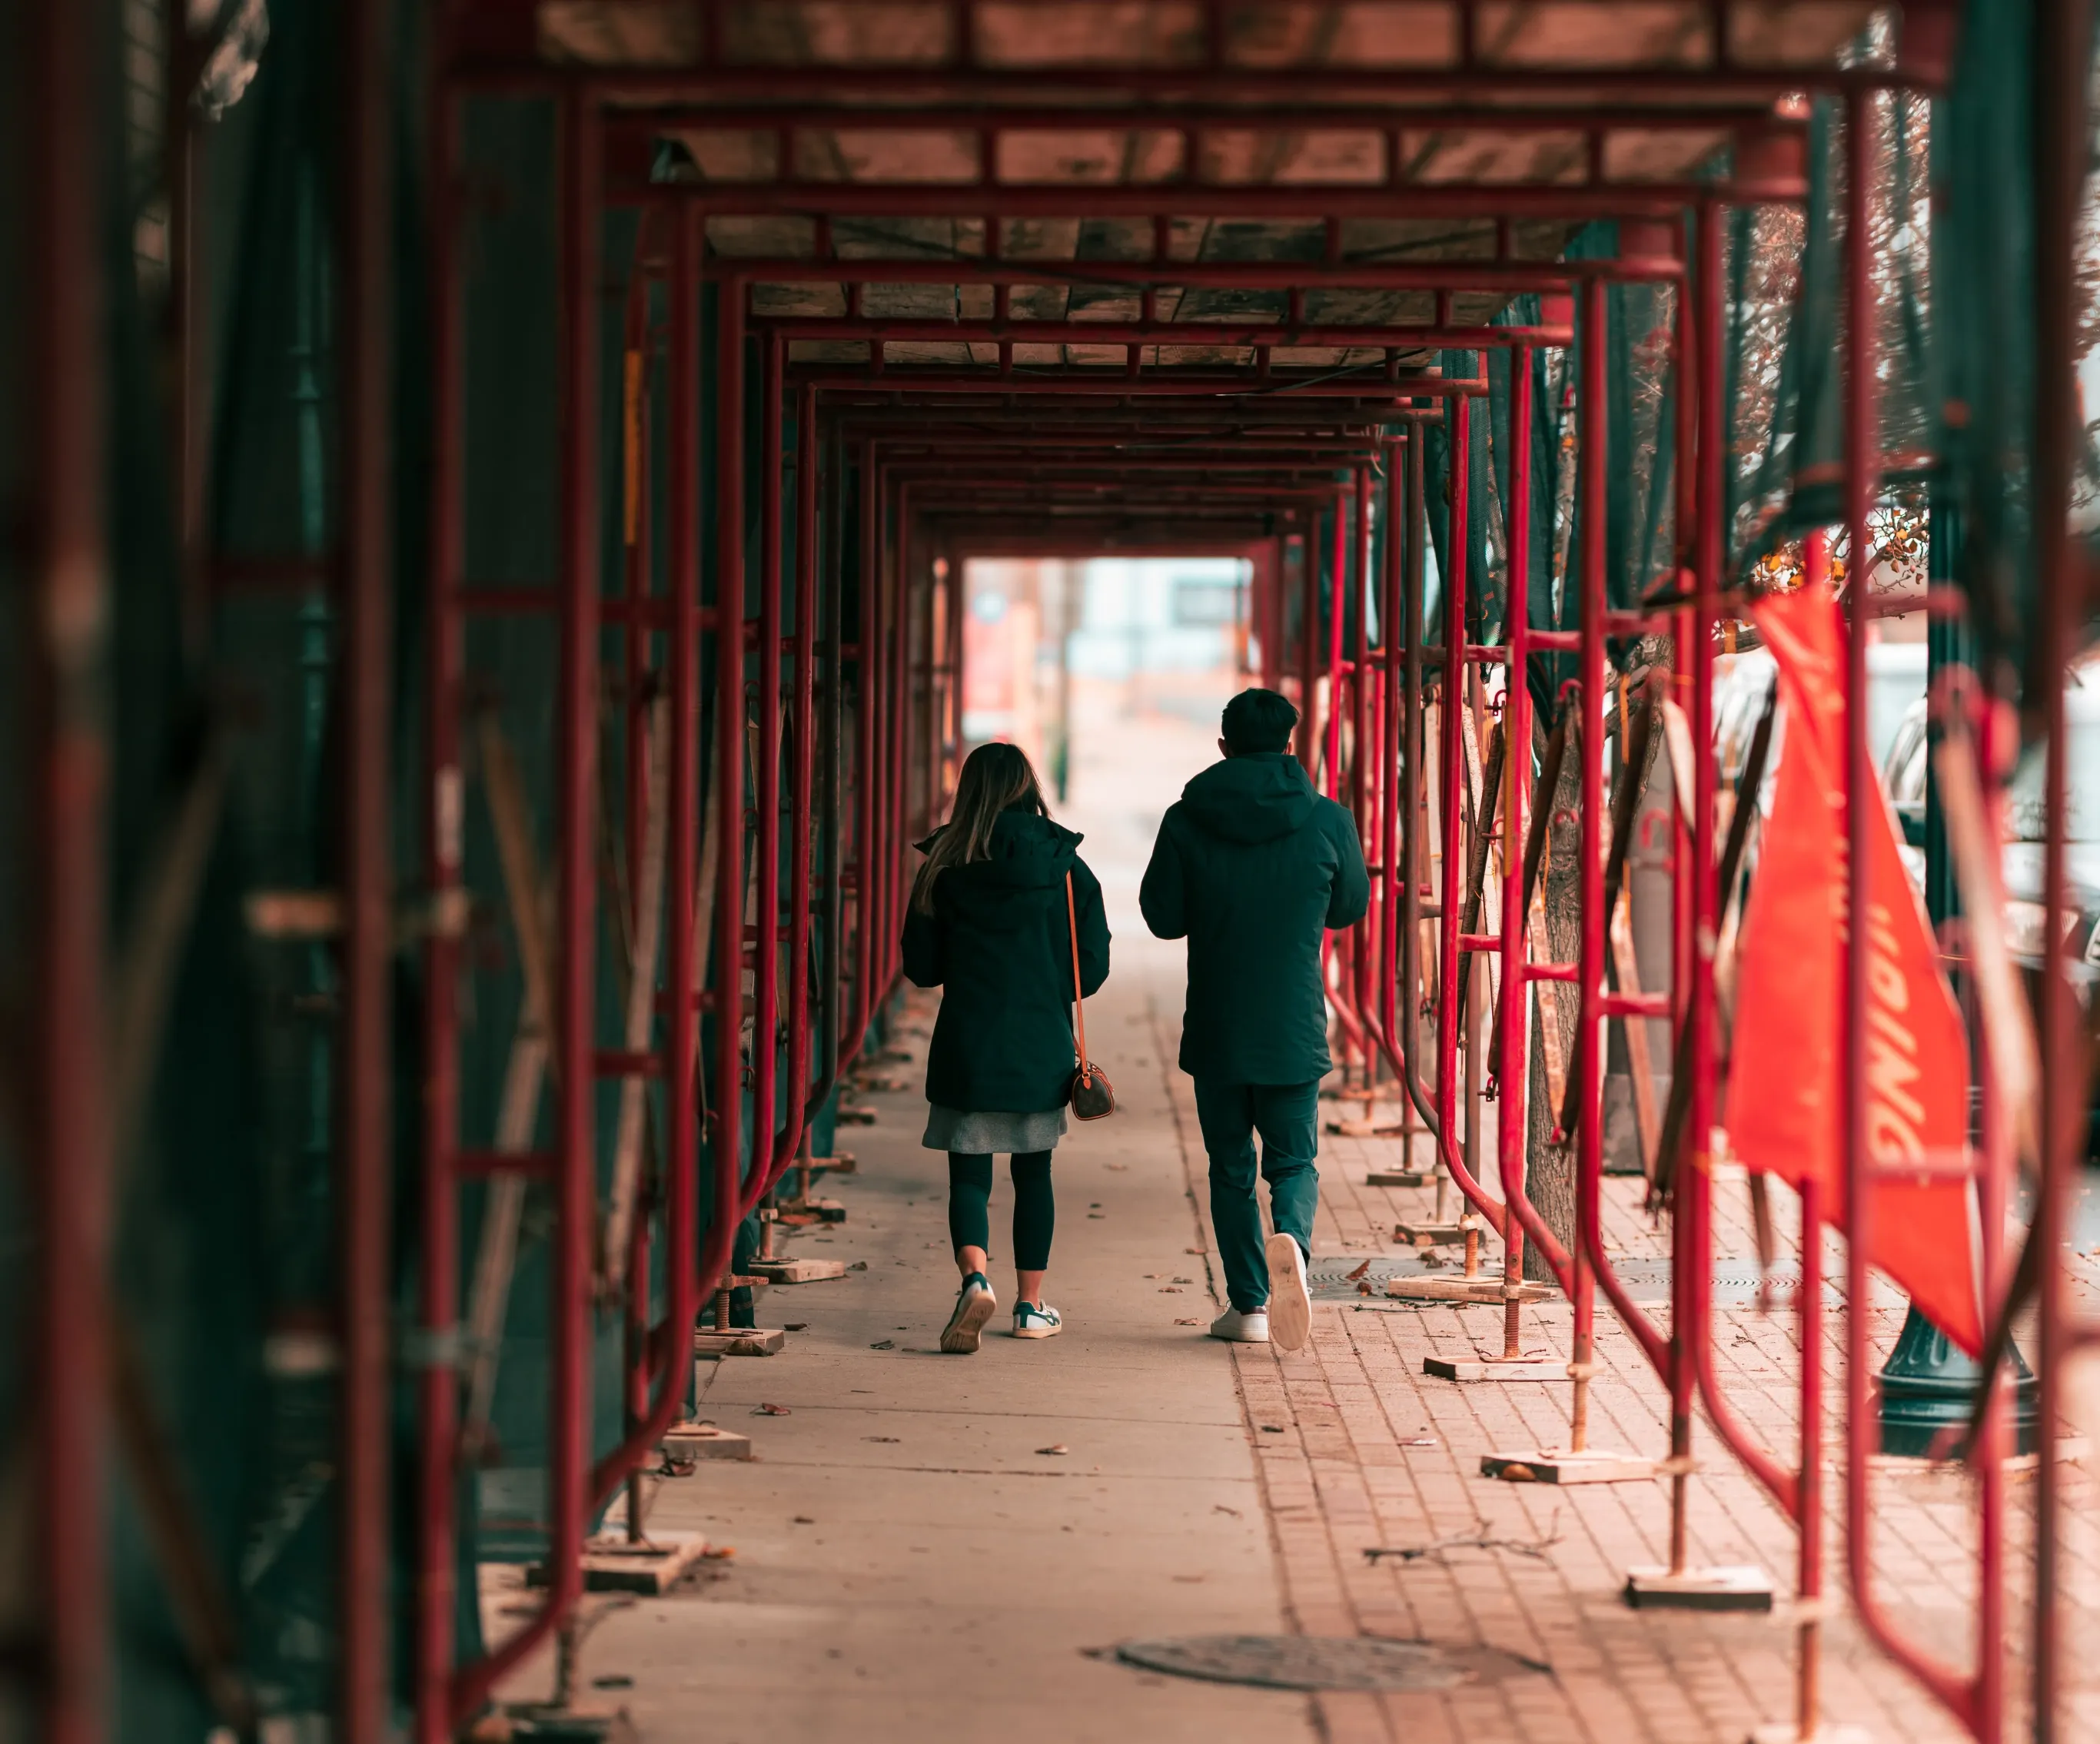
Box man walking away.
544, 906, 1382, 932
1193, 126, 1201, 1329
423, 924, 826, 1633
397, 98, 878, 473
1140, 688, 1369, 1351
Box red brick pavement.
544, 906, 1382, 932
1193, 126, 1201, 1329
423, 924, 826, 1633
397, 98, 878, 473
1148, 995, 2100, 1744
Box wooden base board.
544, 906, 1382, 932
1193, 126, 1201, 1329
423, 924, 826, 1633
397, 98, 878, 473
773, 1198, 847, 1226
747, 1256, 849, 1284
834, 1104, 879, 1125
811, 1152, 856, 1174
693, 1327, 786, 1357
1423, 1357, 1566, 1383
1365, 1170, 1430, 1188
660, 1422, 753, 1463
1623, 1564, 1776, 1612
1384, 1277, 1551, 1304
1481, 1449, 1657, 1485
528, 1531, 710, 1596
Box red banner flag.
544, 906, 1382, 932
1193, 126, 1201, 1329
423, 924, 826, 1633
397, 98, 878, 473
1725, 584, 1982, 1354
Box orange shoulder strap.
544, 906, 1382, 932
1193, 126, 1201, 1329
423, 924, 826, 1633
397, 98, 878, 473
1065, 871, 1088, 1074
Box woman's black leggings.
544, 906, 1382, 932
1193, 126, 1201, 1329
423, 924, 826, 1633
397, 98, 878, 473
948, 1151, 1055, 1272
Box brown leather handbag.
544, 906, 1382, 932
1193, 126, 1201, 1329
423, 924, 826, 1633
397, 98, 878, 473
1065, 872, 1115, 1120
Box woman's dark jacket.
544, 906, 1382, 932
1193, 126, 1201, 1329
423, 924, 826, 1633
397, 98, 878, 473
902, 808, 1111, 1113
1139, 752, 1369, 1084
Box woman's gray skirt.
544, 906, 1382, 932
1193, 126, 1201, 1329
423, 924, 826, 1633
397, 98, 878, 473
922, 1104, 1068, 1154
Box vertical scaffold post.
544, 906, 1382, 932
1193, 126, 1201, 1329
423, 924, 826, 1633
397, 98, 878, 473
26, 1, 111, 1739
416, 69, 463, 1744
709, 267, 749, 1289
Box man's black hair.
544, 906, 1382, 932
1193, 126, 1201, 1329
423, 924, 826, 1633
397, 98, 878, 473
1221, 687, 1299, 756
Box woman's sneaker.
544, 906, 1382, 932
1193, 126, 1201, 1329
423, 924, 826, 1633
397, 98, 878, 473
1264, 1233, 1313, 1351
941, 1273, 998, 1354
1012, 1301, 1063, 1339
1208, 1307, 1270, 1343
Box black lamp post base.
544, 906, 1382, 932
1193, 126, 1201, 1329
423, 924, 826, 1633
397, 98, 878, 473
1877, 1303, 2039, 1457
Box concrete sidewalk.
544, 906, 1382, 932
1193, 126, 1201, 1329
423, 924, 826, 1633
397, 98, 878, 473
555, 953, 1319, 1743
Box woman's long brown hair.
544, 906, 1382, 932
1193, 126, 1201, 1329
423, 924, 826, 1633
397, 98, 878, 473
910, 741, 1048, 915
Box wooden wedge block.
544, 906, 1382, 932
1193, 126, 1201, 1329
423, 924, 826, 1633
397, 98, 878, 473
1384, 1276, 1551, 1304
1394, 1220, 1467, 1245
693, 1327, 786, 1357
660, 1421, 753, 1463
1480, 1449, 1657, 1485
747, 1256, 848, 1284
1623, 1563, 1777, 1613
1422, 1357, 1566, 1383
530, 1530, 709, 1595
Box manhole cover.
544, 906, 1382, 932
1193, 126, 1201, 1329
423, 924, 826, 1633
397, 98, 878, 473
1111, 1634, 1546, 1692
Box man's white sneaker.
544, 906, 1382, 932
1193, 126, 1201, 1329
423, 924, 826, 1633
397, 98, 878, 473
1012, 1301, 1063, 1339
940, 1273, 998, 1354
1265, 1232, 1313, 1352
1208, 1307, 1270, 1343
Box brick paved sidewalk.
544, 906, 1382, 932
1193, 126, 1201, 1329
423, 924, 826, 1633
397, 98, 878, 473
1148, 995, 2100, 1744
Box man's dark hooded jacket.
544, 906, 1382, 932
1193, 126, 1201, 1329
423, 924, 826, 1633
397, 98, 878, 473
902, 807, 1110, 1113
1140, 753, 1369, 1083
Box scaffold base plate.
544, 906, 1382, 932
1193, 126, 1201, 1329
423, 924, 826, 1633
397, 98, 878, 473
1424, 1357, 1565, 1383
693, 1327, 786, 1357
1365, 1170, 1431, 1188
1623, 1565, 1776, 1612
1482, 1450, 1657, 1485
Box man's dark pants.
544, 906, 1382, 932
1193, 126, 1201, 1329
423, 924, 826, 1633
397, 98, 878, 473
1191, 1078, 1320, 1313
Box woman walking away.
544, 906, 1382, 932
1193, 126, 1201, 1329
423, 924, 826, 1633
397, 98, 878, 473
903, 742, 1110, 1354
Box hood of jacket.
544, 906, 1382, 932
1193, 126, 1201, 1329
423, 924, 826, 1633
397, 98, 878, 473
915, 807, 1083, 929
1175, 752, 1320, 844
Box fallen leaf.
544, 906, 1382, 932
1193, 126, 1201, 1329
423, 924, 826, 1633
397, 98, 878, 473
1037, 1443, 1069, 1457
864, 1435, 899, 1443
869, 1340, 894, 1350
593, 1674, 633, 1689
849, 1261, 869, 1271
1357, 1282, 1374, 1296
702, 1546, 736, 1560
1345, 1260, 1371, 1281
754, 1403, 791, 1416
792, 1516, 815, 1524
1175, 1318, 1203, 1325
1260, 1424, 1284, 1434
1494, 1462, 1539, 1484
784, 1322, 808, 1332
1171, 1276, 1194, 1284
1213, 1504, 1241, 1516
1158, 1287, 1183, 1294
